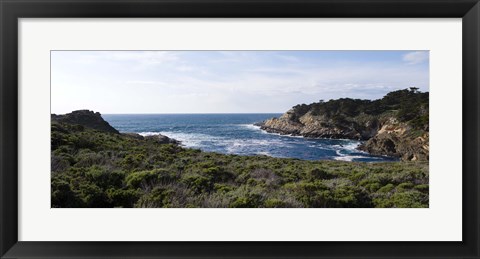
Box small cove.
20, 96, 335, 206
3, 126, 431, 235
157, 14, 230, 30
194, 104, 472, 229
103, 113, 398, 162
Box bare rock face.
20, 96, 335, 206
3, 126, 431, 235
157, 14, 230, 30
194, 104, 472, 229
359, 128, 429, 161
260, 111, 429, 161
256, 92, 429, 162
256, 109, 304, 135
358, 119, 429, 161
258, 109, 379, 140
51, 110, 119, 134
144, 134, 181, 145
122, 132, 180, 145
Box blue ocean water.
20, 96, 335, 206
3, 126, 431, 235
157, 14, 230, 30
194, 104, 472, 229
103, 114, 397, 162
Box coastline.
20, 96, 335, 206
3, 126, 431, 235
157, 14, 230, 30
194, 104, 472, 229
50, 110, 428, 208
253, 122, 400, 161
254, 89, 429, 161
104, 114, 396, 162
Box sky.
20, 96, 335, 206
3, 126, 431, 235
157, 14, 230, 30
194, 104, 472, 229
51, 50, 429, 114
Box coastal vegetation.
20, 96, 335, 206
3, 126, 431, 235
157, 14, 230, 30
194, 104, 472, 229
51, 110, 428, 208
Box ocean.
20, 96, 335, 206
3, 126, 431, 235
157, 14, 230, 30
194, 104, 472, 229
103, 114, 397, 162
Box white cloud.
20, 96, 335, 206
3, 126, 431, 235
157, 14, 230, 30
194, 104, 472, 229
70, 51, 179, 67
275, 54, 300, 63
125, 80, 169, 87
52, 51, 430, 114
403, 51, 429, 65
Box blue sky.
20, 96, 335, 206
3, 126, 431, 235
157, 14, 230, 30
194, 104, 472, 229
51, 50, 429, 114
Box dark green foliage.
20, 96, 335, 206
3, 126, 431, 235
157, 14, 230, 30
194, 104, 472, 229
51, 178, 82, 208
264, 198, 288, 208
308, 168, 334, 180
106, 188, 140, 207
373, 190, 428, 208
292, 88, 429, 130
51, 110, 119, 133
126, 170, 161, 188
51, 121, 429, 208
136, 187, 174, 208
378, 183, 395, 193
291, 104, 311, 122
230, 192, 263, 208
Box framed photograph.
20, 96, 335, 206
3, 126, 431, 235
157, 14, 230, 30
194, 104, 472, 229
1, 0, 479, 258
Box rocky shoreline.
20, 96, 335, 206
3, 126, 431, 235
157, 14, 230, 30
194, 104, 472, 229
256, 89, 429, 161
256, 114, 428, 161
51, 110, 180, 145
53, 92, 429, 163
51, 109, 429, 208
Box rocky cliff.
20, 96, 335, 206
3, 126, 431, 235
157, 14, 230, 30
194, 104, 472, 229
52, 110, 179, 145
357, 119, 429, 161
52, 110, 120, 134
123, 132, 180, 145
258, 108, 380, 140
257, 88, 429, 161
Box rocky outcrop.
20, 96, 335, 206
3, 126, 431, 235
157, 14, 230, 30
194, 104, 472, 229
256, 89, 429, 161
122, 132, 180, 144
52, 110, 119, 134
357, 120, 429, 161
257, 108, 379, 140
144, 134, 181, 145
259, 113, 428, 161
52, 110, 180, 146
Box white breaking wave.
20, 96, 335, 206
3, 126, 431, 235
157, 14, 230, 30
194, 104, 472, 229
330, 141, 364, 153
344, 142, 361, 151
331, 141, 371, 161
238, 124, 262, 131
239, 124, 305, 139
137, 129, 389, 161
138, 131, 163, 136
139, 131, 291, 153
333, 155, 366, 162
224, 138, 292, 154
256, 129, 304, 139
334, 155, 385, 162
255, 151, 272, 156
139, 131, 224, 148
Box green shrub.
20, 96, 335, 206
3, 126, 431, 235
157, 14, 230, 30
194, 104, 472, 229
391, 191, 428, 208
377, 183, 395, 193
51, 178, 82, 208
85, 166, 124, 188
125, 170, 158, 188
414, 184, 429, 192
364, 182, 381, 192
214, 183, 233, 193
229, 193, 263, 208
106, 188, 140, 207
396, 182, 414, 192
121, 154, 146, 170
77, 183, 108, 207
308, 168, 332, 180
182, 175, 213, 194
265, 198, 288, 208
135, 187, 173, 208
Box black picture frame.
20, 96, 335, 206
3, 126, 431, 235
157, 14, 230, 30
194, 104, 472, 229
1, 0, 479, 258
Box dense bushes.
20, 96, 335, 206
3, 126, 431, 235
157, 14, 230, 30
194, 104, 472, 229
293, 88, 429, 130
51, 121, 429, 208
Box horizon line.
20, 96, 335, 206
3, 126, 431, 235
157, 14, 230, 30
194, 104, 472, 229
103, 112, 285, 115
52, 112, 285, 115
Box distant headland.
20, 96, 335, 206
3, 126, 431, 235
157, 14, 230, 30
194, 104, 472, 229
256, 88, 429, 161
